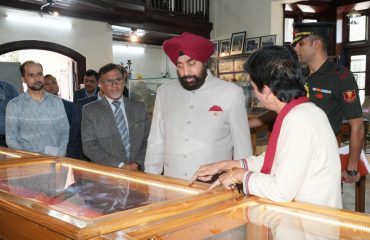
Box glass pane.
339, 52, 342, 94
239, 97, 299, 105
302, 19, 317, 23
350, 55, 366, 72
349, 16, 367, 42
0, 161, 201, 220
353, 72, 366, 89
116, 200, 370, 240
284, 18, 294, 43
360, 89, 365, 105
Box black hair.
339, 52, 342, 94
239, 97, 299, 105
85, 69, 98, 80
244, 45, 306, 103
20, 61, 43, 77
98, 63, 127, 80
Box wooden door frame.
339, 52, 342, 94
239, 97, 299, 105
0, 40, 86, 88
346, 47, 370, 95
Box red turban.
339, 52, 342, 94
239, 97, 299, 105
163, 32, 214, 65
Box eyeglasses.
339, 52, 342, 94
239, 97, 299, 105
102, 78, 123, 85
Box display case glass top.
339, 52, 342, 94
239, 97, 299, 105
112, 197, 370, 240
0, 156, 237, 239
0, 146, 41, 160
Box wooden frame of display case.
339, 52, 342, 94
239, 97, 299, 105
118, 196, 370, 240
0, 146, 43, 160
0, 156, 242, 240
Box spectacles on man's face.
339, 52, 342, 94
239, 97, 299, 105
102, 78, 123, 86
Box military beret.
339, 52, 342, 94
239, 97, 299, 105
291, 22, 335, 47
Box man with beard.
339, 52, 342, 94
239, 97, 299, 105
145, 32, 252, 180
292, 23, 363, 184
81, 63, 150, 169
5, 61, 69, 156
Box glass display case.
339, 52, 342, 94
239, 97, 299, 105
106, 197, 370, 240
128, 78, 175, 116
128, 77, 264, 114
0, 146, 42, 160
0, 156, 238, 240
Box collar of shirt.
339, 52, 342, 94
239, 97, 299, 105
105, 96, 125, 114
24, 90, 48, 102
84, 88, 98, 97
314, 59, 333, 76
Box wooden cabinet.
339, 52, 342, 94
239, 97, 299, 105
209, 54, 250, 82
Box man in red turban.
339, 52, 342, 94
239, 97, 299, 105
145, 32, 252, 180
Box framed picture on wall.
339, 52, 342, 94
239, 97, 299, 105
211, 40, 219, 57
244, 37, 260, 53
260, 35, 276, 48
230, 32, 246, 55
219, 39, 231, 56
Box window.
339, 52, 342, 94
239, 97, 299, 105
302, 19, 317, 23
283, 17, 318, 44
350, 55, 366, 104
349, 15, 367, 42
284, 18, 295, 43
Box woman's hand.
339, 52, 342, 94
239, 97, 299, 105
208, 168, 245, 191
189, 161, 232, 185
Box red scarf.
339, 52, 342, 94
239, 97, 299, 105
260, 96, 309, 174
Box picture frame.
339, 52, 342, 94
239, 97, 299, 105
219, 39, 231, 56
211, 40, 219, 57
260, 35, 277, 48
219, 73, 234, 82
230, 31, 246, 55
218, 59, 234, 73
234, 57, 248, 72
244, 37, 260, 54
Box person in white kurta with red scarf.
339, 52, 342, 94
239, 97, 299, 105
145, 32, 253, 180
190, 46, 342, 208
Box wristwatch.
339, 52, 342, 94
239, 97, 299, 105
346, 169, 358, 176
135, 162, 143, 171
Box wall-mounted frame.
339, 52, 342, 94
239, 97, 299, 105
218, 59, 234, 73
245, 37, 260, 53
260, 35, 276, 48
230, 31, 247, 55
211, 40, 219, 57
219, 39, 231, 56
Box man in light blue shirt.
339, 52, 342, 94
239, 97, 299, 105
0, 81, 18, 147
5, 61, 69, 156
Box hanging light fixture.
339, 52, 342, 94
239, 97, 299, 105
130, 28, 139, 42
40, 0, 59, 17
346, 9, 361, 25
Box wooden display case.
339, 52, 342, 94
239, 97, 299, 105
112, 197, 370, 240
0, 156, 240, 240
0, 146, 42, 160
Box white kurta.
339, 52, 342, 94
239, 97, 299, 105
145, 70, 253, 179
244, 103, 342, 208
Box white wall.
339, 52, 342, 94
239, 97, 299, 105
0, 7, 112, 71
112, 41, 177, 79
210, 0, 284, 42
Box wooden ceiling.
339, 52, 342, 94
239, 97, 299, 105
0, 0, 212, 46
1, 0, 368, 45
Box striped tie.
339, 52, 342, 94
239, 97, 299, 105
112, 101, 130, 159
